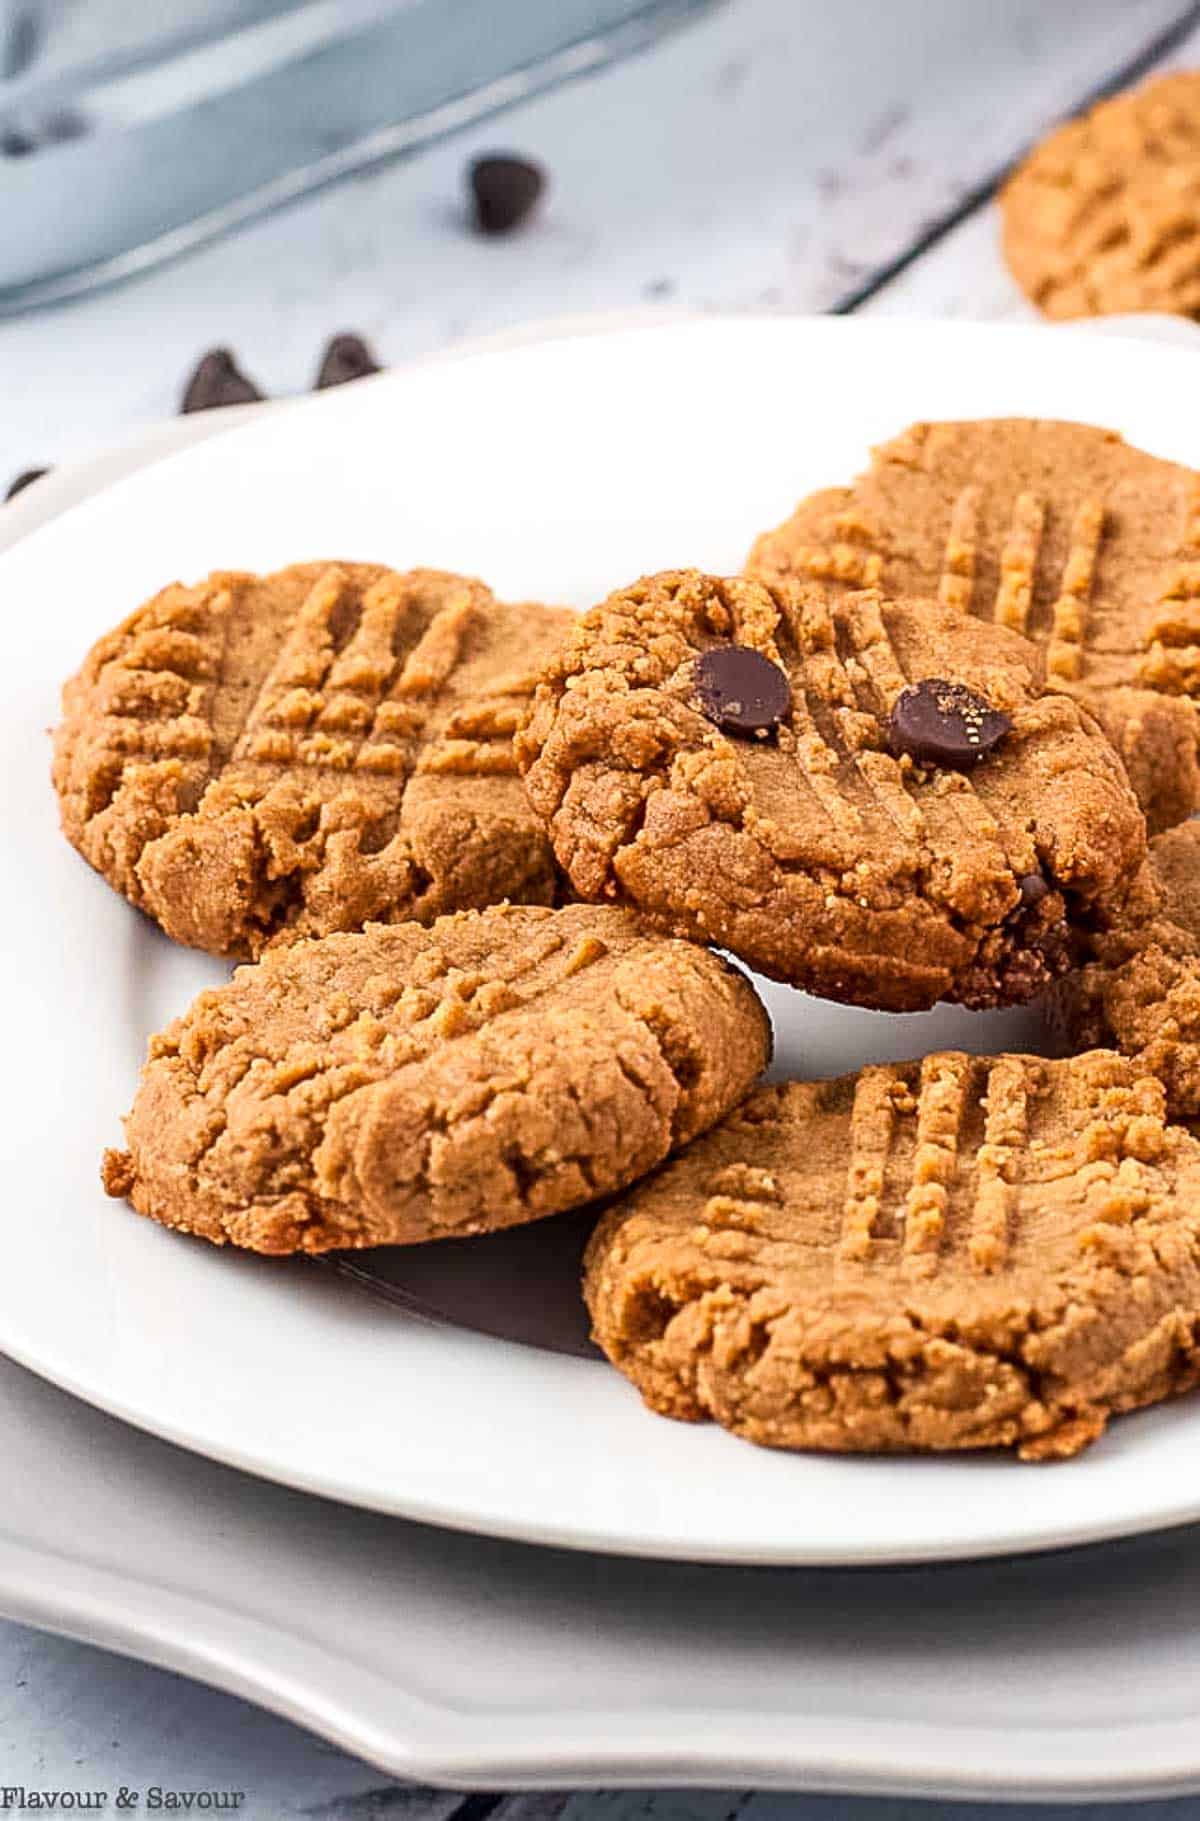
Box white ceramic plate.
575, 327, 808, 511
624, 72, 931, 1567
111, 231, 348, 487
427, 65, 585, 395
5, 314, 1200, 1566
10, 1351, 1200, 1803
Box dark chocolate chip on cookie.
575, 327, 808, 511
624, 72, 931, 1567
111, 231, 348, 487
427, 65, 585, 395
694, 645, 791, 738
888, 678, 1011, 769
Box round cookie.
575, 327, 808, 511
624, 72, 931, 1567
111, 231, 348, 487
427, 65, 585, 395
585, 1052, 1200, 1460
516, 568, 1145, 1012
1054, 819, 1200, 1118
102, 903, 771, 1254
54, 563, 575, 957
747, 417, 1200, 834
1000, 71, 1200, 321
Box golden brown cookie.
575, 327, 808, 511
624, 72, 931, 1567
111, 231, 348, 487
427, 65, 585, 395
54, 563, 574, 957
1000, 71, 1200, 320
102, 903, 770, 1254
585, 1052, 1200, 1460
747, 418, 1200, 834
516, 569, 1145, 1013
1053, 819, 1200, 1116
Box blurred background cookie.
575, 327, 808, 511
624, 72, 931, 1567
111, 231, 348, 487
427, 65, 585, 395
1001, 70, 1200, 321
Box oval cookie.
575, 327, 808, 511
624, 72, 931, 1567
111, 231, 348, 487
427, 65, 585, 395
54, 563, 574, 956
585, 1053, 1200, 1459
102, 903, 771, 1254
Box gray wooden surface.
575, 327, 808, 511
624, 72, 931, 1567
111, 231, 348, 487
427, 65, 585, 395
7, 0, 1200, 1813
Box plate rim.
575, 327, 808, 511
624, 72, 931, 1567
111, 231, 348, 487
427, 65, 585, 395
3, 1528, 1200, 1801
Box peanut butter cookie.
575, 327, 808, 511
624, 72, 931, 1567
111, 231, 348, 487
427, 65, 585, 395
585, 1052, 1200, 1459
102, 903, 770, 1254
748, 418, 1200, 833
1001, 71, 1200, 320
1054, 819, 1200, 1117
54, 563, 573, 956
516, 569, 1145, 1012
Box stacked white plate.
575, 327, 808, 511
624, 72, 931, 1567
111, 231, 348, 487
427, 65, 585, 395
6, 316, 1200, 1800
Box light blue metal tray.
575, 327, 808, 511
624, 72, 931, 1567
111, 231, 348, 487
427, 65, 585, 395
0, 0, 720, 311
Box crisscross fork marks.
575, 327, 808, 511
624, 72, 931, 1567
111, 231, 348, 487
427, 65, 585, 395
748, 416, 1200, 690
841, 590, 1013, 888
418, 666, 540, 780
1045, 499, 1106, 683
519, 566, 1146, 1010
994, 492, 1045, 634
144, 919, 599, 1183
938, 486, 981, 613
585, 1046, 1200, 1459
57, 562, 570, 957
237, 570, 483, 778
770, 585, 865, 836
81, 581, 229, 765
839, 1065, 901, 1261
840, 1055, 1010, 1270
969, 1056, 1032, 1273
51, 574, 252, 892
808, 1056, 1160, 1281
901, 1052, 970, 1266
772, 587, 928, 851
1141, 478, 1200, 697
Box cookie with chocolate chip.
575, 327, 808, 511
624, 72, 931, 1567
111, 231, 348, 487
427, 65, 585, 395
102, 903, 770, 1253
54, 562, 574, 957
515, 569, 1145, 1012
585, 1052, 1200, 1459
747, 417, 1200, 834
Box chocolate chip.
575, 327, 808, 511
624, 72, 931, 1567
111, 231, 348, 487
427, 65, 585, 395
180, 348, 264, 415
888, 679, 1012, 769
469, 155, 545, 235
5, 467, 47, 501
1017, 870, 1050, 908
314, 332, 382, 390
694, 645, 791, 739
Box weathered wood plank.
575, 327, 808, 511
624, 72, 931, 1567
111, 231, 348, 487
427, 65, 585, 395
0, 0, 1191, 483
